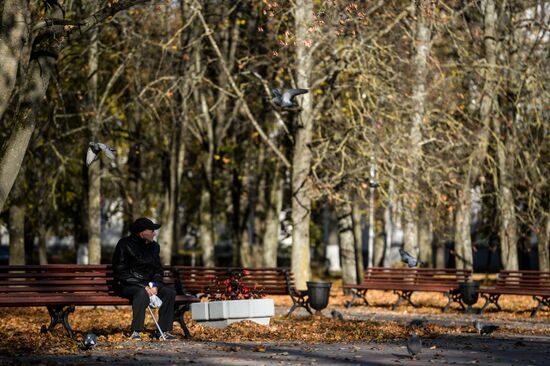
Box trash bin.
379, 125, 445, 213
459, 281, 480, 314
307, 281, 332, 315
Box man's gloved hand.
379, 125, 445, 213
145, 281, 158, 296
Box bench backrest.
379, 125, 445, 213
0, 264, 177, 296
496, 270, 550, 290
363, 267, 472, 285
172, 266, 294, 297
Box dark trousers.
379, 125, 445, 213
118, 285, 176, 332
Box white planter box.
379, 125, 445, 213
191, 298, 275, 329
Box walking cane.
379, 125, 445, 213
147, 282, 166, 340
148, 305, 166, 340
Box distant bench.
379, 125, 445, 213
479, 270, 550, 317
343, 267, 473, 312
172, 266, 311, 316
0, 264, 199, 338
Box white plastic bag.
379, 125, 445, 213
149, 294, 163, 308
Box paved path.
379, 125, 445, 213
2, 333, 549, 366
2, 308, 549, 366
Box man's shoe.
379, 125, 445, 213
156, 331, 177, 340
129, 331, 142, 340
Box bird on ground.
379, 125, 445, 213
406, 332, 422, 358
366, 179, 380, 188
473, 319, 499, 335
271, 88, 308, 108
399, 248, 421, 268
408, 318, 426, 328
331, 309, 344, 321
86, 142, 116, 167
82, 332, 97, 350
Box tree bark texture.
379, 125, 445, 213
403, 0, 431, 256
291, 0, 314, 290
0, 0, 28, 119
199, 185, 215, 267
263, 164, 284, 267
8, 173, 25, 265
337, 198, 357, 287
539, 216, 550, 271
352, 200, 364, 279
418, 214, 433, 267
454, 187, 473, 269
86, 12, 101, 265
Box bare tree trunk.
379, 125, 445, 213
158, 188, 175, 265
352, 199, 364, 279
0, 0, 28, 119
159, 112, 185, 265
38, 224, 48, 265
198, 91, 215, 267
454, 187, 473, 269
87, 14, 101, 264
403, 0, 431, 256
252, 149, 267, 268
418, 214, 433, 267
367, 186, 375, 267
127, 105, 142, 221
240, 214, 252, 268
383, 178, 395, 267
435, 239, 446, 268
8, 192, 25, 265
453, 0, 498, 270
496, 140, 518, 270
199, 186, 215, 267
337, 197, 357, 287
263, 164, 284, 267
0, 55, 53, 210
539, 215, 550, 271
291, 0, 314, 290
230, 167, 244, 267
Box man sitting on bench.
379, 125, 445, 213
112, 217, 177, 340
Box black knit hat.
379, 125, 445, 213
130, 217, 161, 234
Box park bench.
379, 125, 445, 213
479, 270, 550, 317
343, 267, 473, 312
172, 266, 311, 316
0, 264, 199, 339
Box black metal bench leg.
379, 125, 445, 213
480, 294, 501, 314
287, 299, 312, 317
345, 289, 368, 308
41, 305, 76, 339
442, 292, 453, 313
175, 304, 191, 339
530, 296, 549, 318
287, 292, 312, 317
443, 291, 465, 313
392, 291, 415, 310
287, 303, 299, 317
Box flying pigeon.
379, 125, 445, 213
473, 319, 499, 335
82, 332, 97, 350
399, 248, 420, 268
271, 88, 308, 108
406, 331, 422, 358
86, 142, 116, 167
331, 309, 344, 321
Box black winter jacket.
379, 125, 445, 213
112, 234, 165, 290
